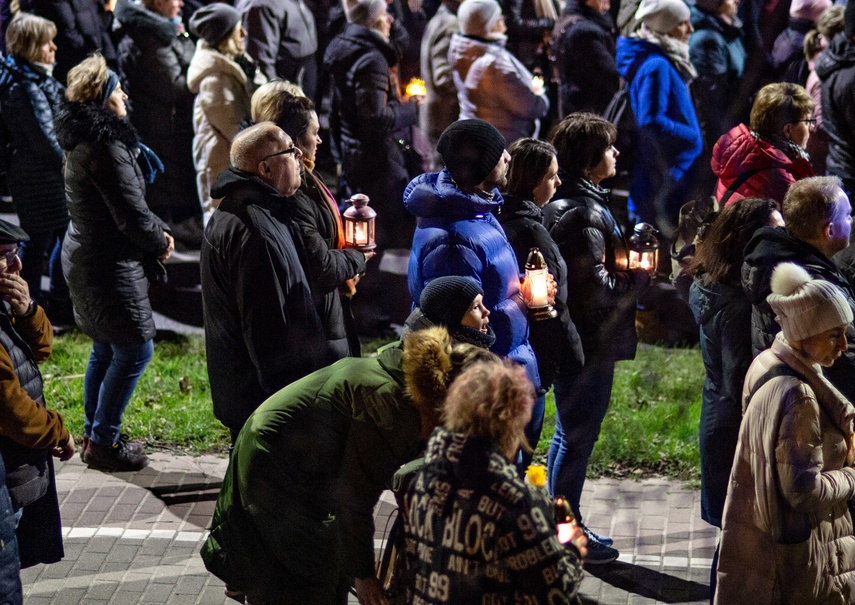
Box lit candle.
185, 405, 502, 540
529, 270, 549, 307
354, 222, 367, 245
532, 74, 544, 95
405, 78, 426, 97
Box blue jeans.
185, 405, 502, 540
547, 360, 615, 522
19, 227, 68, 307
517, 392, 546, 472
84, 340, 154, 446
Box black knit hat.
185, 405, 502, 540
437, 119, 506, 188
420, 276, 483, 329
190, 3, 241, 47
846, 0, 855, 38
0, 219, 28, 244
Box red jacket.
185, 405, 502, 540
712, 123, 814, 206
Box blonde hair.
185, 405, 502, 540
441, 360, 535, 458
65, 54, 109, 103
216, 21, 244, 57
251, 81, 306, 123
5, 12, 57, 64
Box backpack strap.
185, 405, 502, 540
745, 364, 807, 408
719, 163, 787, 207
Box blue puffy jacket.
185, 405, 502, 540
405, 170, 540, 388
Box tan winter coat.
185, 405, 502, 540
187, 41, 259, 222
716, 334, 855, 605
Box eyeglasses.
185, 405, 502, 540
262, 146, 301, 161
0, 246, 18, 267
799, 118, 817, 131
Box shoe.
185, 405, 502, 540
84, 438, 149, 472
80, 435, 90, 462
582, 527, 619, 565
581, 523, 613, 547
224, 588, 246, 604
117, 433, 145, 454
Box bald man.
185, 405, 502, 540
201, 122, 326, 443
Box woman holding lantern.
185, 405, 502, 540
542, 112, 650, 564
251, 86, 371, 359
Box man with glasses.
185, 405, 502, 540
201, 122, 326, 444
0, 218, 75, 578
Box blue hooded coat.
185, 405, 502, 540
615, 36, 703, 226
405, 170, 539, 388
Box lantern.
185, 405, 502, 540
524, 248, 557, 320
342, 194, 377, 251
405, 78, 426, 97
628, 223, 660, 274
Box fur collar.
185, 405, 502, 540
55, 101, 139, 152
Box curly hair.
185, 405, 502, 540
65, 53, 109, 103
441, 360, 535, 459
5, 12, 56, 65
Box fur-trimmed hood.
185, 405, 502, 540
55, 101, 140, 152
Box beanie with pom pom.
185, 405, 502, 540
767, 262, 853, 342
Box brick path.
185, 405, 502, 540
22, 453, 713, 604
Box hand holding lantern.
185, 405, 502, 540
628, 223, 660, 275
343, 194, 377, 252
522, 248, 558, 320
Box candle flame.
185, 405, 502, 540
406, 78, 426, 97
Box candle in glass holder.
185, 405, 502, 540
524, 248, 557, 320
405, 78, 426, 97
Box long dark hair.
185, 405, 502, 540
506, 138, 556, 200
692, 198, 780, 287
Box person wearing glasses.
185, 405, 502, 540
711, 82, 816, 207
200, 121, 327, 445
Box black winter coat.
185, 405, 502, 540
56, 102, 170, 345
543, 178, 647, 361
323, 23, 418, 248
0, 57, 67, 234
554, 0, 618, 118
496, 193, 583, 387
291, 173, 366, 360
501, 0, 553, 71
817, 32, 855, 184
689, 279, 751, 528
115, 0, 197, 221
200, 167, 327, 432
19, 0, 116, 84
742, 226, 855, 402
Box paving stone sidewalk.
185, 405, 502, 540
21, 453, 713, 605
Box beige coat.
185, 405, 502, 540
187, 41, 260, 222
716, 334, 855, 605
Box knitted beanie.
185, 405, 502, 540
343, 0, 387, 27
845, 0, 855, 37
457, 0, 503, 37
789, 0, 831, 22
189, 3, 241, 47
437, 119, 506, 188
634, 0, 690, 34
767, 262, 853, 342
420, 276, 484, 330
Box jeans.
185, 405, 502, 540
18, 227, 68, 307
84, 340, 154, 446
546, 360, 616, 522
517, 392, 546, 472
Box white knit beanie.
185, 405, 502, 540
767, 263, 853, 342
458, 0, 503, 38
343, 0, 387, 27
634, 0, 690, 34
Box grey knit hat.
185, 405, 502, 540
343, 0, 387, 26
437, 119, 506, 188
457, 0, 503, 37
189, 3, 241, 47
420, 276, 483, 329
767, 262, 853, 342
634, 0, 690, 34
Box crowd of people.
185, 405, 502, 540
2, 0, 855, 601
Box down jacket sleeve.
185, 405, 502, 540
633, 57, 700, 148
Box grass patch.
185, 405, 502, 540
41, 332, 704, 476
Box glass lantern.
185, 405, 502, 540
628, 223, 659, 275
524, 248, 557, 320
342, 194, 376, 252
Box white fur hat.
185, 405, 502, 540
634, 0, 690, 34
767, 262, 853, 342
